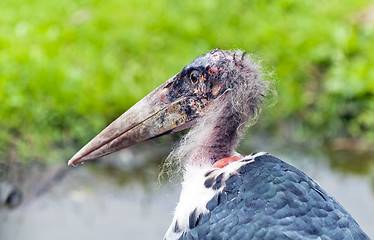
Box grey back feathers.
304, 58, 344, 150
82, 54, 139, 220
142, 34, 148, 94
177, 154, 370, 240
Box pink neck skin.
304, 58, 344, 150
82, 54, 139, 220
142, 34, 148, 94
186, 96, 242, 167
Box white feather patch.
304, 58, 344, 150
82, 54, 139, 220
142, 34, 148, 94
164, 152, 267, 240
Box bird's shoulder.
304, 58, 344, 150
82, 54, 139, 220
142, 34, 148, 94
176, 153, 369, 240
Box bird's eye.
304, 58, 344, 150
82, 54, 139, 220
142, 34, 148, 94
190, 70, 199, 84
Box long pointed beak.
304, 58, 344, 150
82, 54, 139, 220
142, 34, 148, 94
68, 77, 200, 166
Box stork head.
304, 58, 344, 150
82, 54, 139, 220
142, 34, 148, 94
68, 50, 267, 166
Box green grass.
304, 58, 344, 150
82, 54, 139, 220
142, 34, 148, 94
1, 0, 373, 162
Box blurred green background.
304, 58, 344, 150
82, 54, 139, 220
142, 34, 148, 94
1, 0, 373, 164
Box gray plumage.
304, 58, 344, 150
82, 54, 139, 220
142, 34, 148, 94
178, 154, 369, 240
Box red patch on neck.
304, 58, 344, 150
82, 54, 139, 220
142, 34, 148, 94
213, 156, 241, 168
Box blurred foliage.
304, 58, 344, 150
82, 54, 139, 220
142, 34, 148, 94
0, 0, 373, 162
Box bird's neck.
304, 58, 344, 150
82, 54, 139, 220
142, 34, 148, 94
186, 96, 243, 166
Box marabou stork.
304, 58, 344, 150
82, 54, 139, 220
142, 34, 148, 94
69, 50, 369, 239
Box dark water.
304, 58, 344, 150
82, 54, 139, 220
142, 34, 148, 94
0, 137, 373, 239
